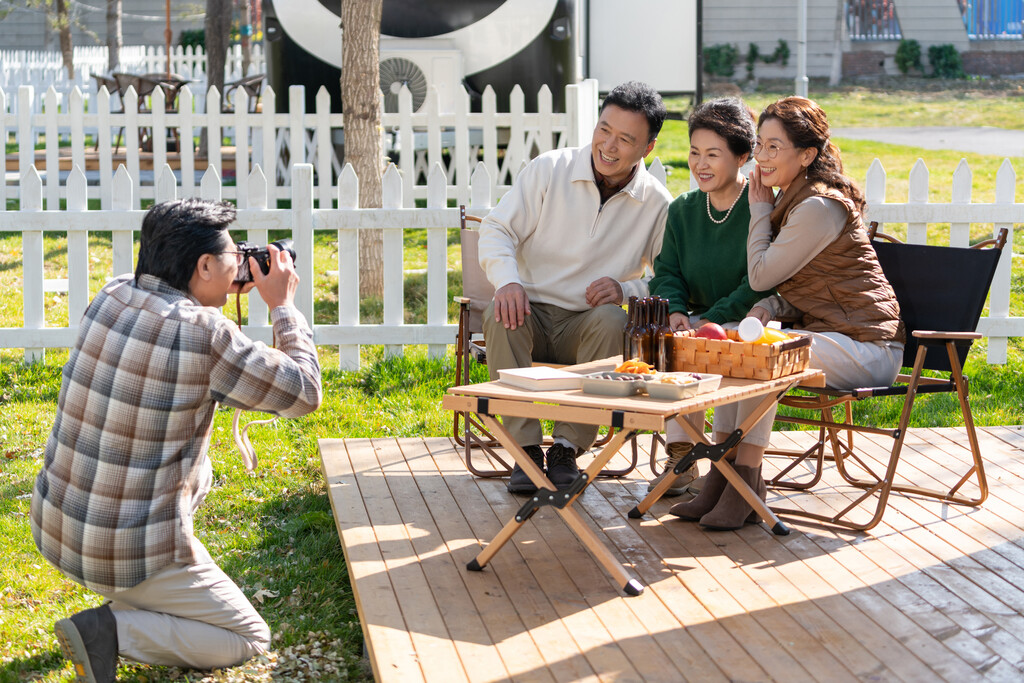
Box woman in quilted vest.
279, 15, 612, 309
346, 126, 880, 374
671, 96, 904, 530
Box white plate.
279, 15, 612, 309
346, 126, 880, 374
644, 372, 723, 400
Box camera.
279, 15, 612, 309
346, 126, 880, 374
233, 238, 297, 284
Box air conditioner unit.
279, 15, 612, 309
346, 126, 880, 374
379, 40, 464, 114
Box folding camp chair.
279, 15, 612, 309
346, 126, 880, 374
452, 206, 638, 478
766, 223, 1008, 531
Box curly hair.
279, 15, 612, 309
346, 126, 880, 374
758, 97, 865, 210
687, 97, 756, 159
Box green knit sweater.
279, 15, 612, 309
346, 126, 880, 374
649, 185, 772, 324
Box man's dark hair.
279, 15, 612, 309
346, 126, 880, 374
135, 199, 237, 293
687, 97, 757, 158
600, 81, 667, 142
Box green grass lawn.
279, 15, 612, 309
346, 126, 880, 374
3, 83, 1024, 682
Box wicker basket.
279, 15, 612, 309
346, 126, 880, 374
665, 329, 812, 380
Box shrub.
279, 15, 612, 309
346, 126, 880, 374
179, 28, 205, 50
745, 43, 760, 80
895, 39, 922, 74
764, 39, 790, 67
928, 44, 965, 79
703, 43, 739, 78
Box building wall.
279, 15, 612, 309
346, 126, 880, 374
0, 0, 204, 52
702, 0, 841, 79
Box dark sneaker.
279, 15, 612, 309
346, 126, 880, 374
546, 443, 582, 490
507, 445, 546, 494
54, 604, 119, 683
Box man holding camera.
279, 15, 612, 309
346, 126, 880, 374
31, 199, 322, 680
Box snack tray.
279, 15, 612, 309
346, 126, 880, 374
644, 372, 722, 400
580, 371, 647, 397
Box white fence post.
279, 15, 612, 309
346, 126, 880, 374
986, 160, 1017, 364
22, 167, 45, 362
337, 163, 361, 370
111, 166, 134, 277
292, 163, 315, 327
245, 164, 270, 332
426, 162, 448, 360
907, 159, 929, 244
382, 163, 404, 358
950, 159, 972, 249
66, 166, 90, 327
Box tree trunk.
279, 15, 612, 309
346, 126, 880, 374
341, 0, 384, 299
204, 0, 232, 152
106, 0, 122, 73
240, 0, 252, 77
55, 0, 74, 79
828, 0, 844, 87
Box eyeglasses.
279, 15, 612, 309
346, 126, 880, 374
219, 250, 246, 266
752, 140, 794, 159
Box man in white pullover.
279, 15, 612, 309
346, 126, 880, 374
478, 81, 672, 494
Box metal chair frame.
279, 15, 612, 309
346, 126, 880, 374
766, 223, 1007, 531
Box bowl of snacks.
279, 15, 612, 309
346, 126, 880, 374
581, 371, 647, 397
644, 372, 723, 400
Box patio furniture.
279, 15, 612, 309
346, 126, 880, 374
767, 224, 1009, 531
112, 72, 190, 152
443, 358, 825, 595
451, 206, 635, 479
222, 73, 266, 114
91, 73, 125, 151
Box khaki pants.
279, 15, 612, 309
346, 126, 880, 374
482, 300, 626, 449
100, 558, 270, 669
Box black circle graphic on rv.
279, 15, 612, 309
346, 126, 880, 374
310, 0, 506, 38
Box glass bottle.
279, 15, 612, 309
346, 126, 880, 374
655, 299, 673, 371
631, 298, 649, 364
622, 296, 638, 359
639, 298, 655, 365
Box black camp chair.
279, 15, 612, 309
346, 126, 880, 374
767, 223, 1008, 531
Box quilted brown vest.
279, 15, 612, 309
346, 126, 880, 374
770, 175, 905, 343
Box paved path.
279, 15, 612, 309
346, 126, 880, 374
832, 126, 1024, 157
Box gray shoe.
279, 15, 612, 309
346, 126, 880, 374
54, 604, 118, 683
507, 445, 546, 494
647, 442, 699, 497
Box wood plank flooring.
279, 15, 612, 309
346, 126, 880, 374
319, 427, 1024, 683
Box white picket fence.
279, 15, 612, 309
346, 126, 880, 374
863, 157, 1021, 364
0, 151, 1020, 369
2, 80, 598, 210
0, 160, 470, 368
0, 43, 265, 109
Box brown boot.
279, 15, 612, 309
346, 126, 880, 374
668, 463, 727, 520
699, 464, 766, 531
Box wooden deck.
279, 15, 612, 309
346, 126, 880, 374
319, 427, 1024, 682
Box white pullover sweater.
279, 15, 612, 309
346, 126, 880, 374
478, 145, 671, 311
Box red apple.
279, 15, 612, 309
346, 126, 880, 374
694, 322, 728, 340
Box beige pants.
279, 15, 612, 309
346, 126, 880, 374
482, 300, 626, 449
95, 457, 268, 669
99, 559, 270, 669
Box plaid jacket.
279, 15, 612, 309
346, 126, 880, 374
30, 274, 322, 593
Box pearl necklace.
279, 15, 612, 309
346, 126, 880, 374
706, 179, 747, 225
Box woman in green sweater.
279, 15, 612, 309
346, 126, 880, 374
647, 98, 772, 499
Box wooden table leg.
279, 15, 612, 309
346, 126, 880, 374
468, 413, 644, 595
628, 388, 793, 536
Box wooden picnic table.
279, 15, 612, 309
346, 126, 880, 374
442, 357, 825, 595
